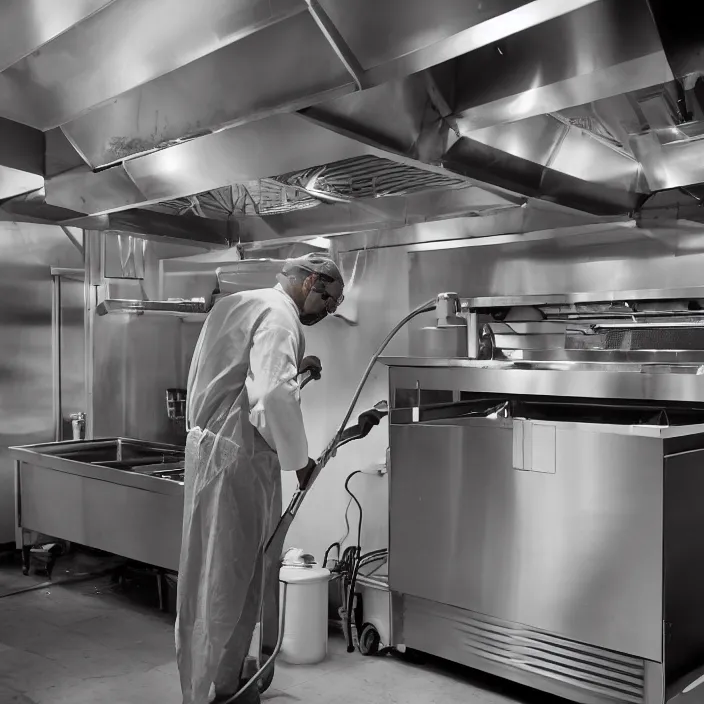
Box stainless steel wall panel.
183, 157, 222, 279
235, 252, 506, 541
85, 232, 206, 445
408, 227, 704, 309
57, 277, 86, 440
90, 306, 185, 444
0, 223, 83, 543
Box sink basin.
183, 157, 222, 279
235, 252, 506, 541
26, 438, 184, 469
132, 462, 185, 482
10, 437, 185, 571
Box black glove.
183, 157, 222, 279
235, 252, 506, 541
299, 355, 322, 380
296, 458, 317, 490
356, 409, 385, 438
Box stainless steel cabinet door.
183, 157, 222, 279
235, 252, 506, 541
389, 420, 663, 660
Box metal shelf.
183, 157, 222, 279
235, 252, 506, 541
96, 299, 209, 319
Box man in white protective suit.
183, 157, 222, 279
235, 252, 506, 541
176, 253, 345, 704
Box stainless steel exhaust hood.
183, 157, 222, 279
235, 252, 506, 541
2, 0, 704, 245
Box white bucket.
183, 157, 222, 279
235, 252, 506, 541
279, 564, 331, 665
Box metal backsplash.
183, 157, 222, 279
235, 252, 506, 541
163, 244, 409, 559
89, 313, 187, 444
85, 232, 208, 445
281, 246, 409, 559
408, 225, 704, 309
0, 223, 83, 543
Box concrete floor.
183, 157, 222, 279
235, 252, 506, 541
0, 552, 567, 704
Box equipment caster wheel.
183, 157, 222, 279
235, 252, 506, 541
359, 624, 380, 656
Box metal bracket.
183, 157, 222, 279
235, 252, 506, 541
464, 309, 479, 359
60, 225, 84, 258
423, 72, 460, 138
305, 0, 366, 91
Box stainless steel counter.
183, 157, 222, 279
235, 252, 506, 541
382, 357, 704, 405
382, 357, 704, 371
11, 438, 184, 572
383, 359, 704, 704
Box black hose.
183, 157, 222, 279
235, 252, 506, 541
345, 550, 389, 652
339, 546, 357, 580
342, 469, 373, 651
322, 542, 340, 570
344, 471, 364, 552
331, 300, 436, 451
326, 300, 439, 652
344, 569, 358, 652
343, 549, 358, 652
338, 543, 358, 636
345, 555, 384, 653
224, 581, 288, 703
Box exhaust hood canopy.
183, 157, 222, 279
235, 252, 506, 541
2, 0, 704, 244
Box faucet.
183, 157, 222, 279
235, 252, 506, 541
70, 412, 86, 441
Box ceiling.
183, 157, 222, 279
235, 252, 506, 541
1, 0, 703, 248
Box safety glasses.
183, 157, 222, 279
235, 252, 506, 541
312, 279, 344, 313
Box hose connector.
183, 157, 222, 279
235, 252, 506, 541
435, 292, 462, 327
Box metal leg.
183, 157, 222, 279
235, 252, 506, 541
110, 565, 125, 585
21, 545, 31, 575
644, 660, 665, 704
45, 553, 57, 580
157, 570, 168, 613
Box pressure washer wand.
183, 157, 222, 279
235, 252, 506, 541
226, 403, 387, 704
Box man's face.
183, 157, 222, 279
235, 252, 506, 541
299, 275, 344, 326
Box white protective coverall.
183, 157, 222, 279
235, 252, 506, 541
176, 284, 307, 704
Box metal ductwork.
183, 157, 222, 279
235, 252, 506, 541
445, 115, 646, 216
148, 155, 467, 219
2, 0, 704, 244
3, 0, 593, 168
0, 188, 230, 247
0, 116, 44, 201
450, 0, 673, 132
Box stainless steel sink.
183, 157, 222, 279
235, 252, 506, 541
10, 437, 186, 571
10, 437, 186, 488
130, 462, 185, 482
26, 438, 184, 470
